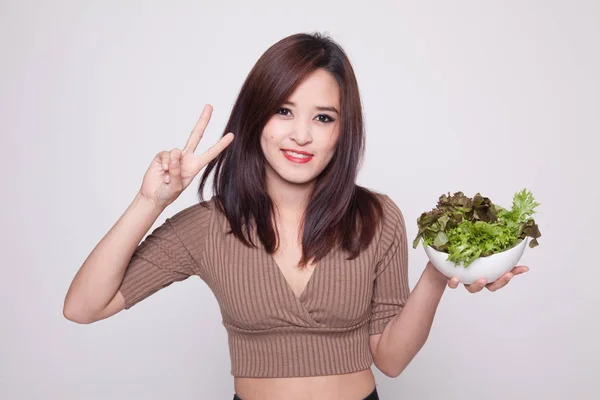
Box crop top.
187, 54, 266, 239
118, 192, 410, 378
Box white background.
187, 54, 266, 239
2, 0, 599, 399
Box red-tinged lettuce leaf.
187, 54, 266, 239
471, 193, 500, 223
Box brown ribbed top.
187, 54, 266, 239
118, 193, 410, 378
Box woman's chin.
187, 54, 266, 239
273, 171, 318, 187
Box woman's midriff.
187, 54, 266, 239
234, 368, 376, 400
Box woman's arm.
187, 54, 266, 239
370, 260, 524, 377
370, 262, 447, 377
63, 106, 234, 324
63, 192, 165, 324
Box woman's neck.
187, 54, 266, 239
267, 178, 313, 226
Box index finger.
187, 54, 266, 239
183, 104, 213, 154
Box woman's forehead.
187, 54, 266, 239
286, 70, 340, 109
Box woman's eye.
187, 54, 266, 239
317, 114, 335, 123
276, 108, 334, 123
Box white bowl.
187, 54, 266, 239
424, 238, 528, 284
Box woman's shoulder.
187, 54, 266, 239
358, 189, 409, 265
357, 186, 404, 225
165, 196, 219, 233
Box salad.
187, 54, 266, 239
412, 189, 541, 267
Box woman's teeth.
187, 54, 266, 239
284, 150, 311, 158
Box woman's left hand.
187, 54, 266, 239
426, 261, 529, 293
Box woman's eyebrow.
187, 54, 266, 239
316, 106, 339, 114
283, 101, 339, 114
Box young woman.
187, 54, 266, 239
63, 32, 528, 400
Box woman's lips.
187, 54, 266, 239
281, 149, 313, 164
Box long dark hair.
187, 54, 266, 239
198, 32, 384, 267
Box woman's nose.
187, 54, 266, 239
290, 120, 312, 145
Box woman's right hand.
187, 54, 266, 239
138, 104, 234, 209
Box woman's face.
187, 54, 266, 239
261, 69, 341, 190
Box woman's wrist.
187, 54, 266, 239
423, 261, 448, 288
